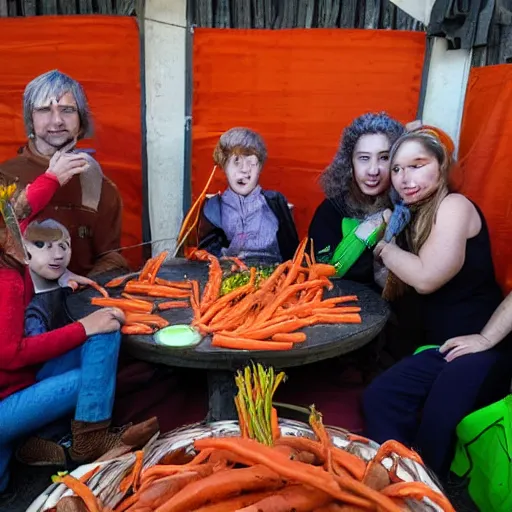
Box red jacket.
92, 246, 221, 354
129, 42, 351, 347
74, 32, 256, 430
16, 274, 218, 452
0, 173, 87, 399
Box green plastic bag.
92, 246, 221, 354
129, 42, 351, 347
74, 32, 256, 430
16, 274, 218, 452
450, 394, 512, 511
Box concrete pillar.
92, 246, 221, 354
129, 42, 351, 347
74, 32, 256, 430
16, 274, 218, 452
143, 0, 187, 256
421, 40, 471, 156
390, 0, 471, 152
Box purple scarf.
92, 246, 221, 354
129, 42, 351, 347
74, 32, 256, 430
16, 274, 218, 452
221, 186, 281, 261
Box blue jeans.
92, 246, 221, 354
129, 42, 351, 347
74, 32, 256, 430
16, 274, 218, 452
362, 347, 512, 477
0, 332, 121, 492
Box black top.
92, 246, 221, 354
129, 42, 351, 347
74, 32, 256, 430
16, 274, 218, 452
308, 198, 376, 288
198, 190, 300, 263
420, 202, 503, 345
25, 288, 70, 336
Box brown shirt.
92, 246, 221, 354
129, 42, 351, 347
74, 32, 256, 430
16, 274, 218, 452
0, 144, 129, 276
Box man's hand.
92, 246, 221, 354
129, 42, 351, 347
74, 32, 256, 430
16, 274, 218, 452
439, 334, 490, 362
48, 151, 89, 186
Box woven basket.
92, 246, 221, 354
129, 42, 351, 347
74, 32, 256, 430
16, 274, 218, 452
28, 419, 447, 512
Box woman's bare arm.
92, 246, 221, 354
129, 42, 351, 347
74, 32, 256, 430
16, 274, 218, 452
376, 194, 478, 294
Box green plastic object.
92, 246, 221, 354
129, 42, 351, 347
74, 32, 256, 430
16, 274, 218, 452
451, 394, 512, 512
413, 345, 440, 355
330, 215, 385, 278
154, 324, 202, 348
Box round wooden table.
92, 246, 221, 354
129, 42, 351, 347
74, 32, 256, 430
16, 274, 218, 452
65, 259, 390, 421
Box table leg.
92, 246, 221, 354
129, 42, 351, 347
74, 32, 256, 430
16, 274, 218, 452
206, 370, 238, 422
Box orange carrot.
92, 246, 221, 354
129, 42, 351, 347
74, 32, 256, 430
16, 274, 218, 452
320, 296, 358, 305
140, 462, 218, 487
125, 282, 191, 297
157, 301, 189, 311
153, 465, 285, 512
105, 275, 129, 288
122, 323, 154, 335
191, 490, 277, 512
124, 313, 169, 328
308, 263, 337, 277
79, 465, 100, 483
237, 319, 309, 340
149, 251, 169, 285
310, 239, 316, 265
373, 440, 424, 466
238, 484, 332, 512
271, 332, 307, 343
221, 256, 249, 271
176, 165, 217, 250
200, 255, 223, 313
119, 450, 144, 493
271, 407, 280, 441
382, 482, 456, 512
91, 297, 154, 313
56, 475, 101, 512
313, 313, 362, 324
199, 268, 256, 324
154, 278, 192, 289
313, 504, 345, 512
134, 471, 208, 510
312, 307, 361, 315
139, 256, 157, 282
113, 493, 138, 511
275, 437, 365, 481
212, 335, 293, 351
88, 281, 109, 298
193, 438, 385, 510
121, 293, 154, 305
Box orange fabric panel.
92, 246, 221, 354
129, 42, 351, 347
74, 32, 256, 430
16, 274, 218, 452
0, 16, 142, 268
192, 29, 426, 238
458, 65, 512, 293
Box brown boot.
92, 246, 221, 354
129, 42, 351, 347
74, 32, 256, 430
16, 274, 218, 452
16, 436, 66, 466
69, 417, 159, 464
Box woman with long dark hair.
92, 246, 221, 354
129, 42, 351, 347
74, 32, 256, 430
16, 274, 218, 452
309, 112, 404, 287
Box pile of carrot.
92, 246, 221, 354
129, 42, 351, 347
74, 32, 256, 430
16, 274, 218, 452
87, 238, 362, 349
190, 238, 362, 351
51, 408, 455, 512
89, 251, 197, 335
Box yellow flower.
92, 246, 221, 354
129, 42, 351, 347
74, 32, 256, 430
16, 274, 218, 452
0, 183, 17, 202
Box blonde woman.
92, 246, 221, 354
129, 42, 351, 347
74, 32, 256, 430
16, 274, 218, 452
363, 127, 512, 478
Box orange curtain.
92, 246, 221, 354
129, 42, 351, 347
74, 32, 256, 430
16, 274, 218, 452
458, 65, 512, 293
192, 29, 426, 237
0, 16, 142, 267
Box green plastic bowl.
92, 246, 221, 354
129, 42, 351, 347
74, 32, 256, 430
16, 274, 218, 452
154, 324, 202, 348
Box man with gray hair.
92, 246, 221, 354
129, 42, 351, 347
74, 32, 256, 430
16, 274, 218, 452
0, 70, 128, 275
